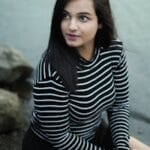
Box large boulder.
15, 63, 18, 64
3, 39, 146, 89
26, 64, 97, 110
0, 45, 33, 99
0, 89, 23, 133
0, 45, 33, 83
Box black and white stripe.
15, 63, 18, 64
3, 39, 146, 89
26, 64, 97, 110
31, 39, 130, 150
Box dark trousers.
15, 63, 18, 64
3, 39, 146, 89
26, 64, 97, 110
22, 126, 55, 150
22, 121, 113, 150
91, 120, 113, 149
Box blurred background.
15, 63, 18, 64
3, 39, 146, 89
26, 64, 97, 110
0, 0, 150, 149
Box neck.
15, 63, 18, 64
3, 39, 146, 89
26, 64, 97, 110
77, 45, 95, 61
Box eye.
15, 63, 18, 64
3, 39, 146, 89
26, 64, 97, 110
79, 15, 89, 22
62, 12, 70, 20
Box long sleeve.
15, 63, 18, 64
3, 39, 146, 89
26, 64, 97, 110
32, 57, 101, 150
108, 45, 130, 149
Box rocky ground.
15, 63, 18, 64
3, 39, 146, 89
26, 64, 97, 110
0, 124, 26, 150
0, 99, 33, 150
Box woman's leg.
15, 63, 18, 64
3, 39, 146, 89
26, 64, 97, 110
22, 126, 55, 150
129, 137, 150, 150
91, 119, 113, 149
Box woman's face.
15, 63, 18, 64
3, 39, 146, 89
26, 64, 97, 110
61, 0, 101, 52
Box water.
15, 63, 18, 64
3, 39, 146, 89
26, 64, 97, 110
0, 0, 55, 66
0, 0, 150, 145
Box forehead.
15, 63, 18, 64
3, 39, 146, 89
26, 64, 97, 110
64, 0, 95, 14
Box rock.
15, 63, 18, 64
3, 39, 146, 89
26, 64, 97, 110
11, 78, 33, 100
0, 45, 33, 83
0, 89, 23, 133
0, 45, 33, 99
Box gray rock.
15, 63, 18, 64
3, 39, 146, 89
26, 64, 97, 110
0, 45, 33, 99
0, 89, 23, 133
0, 45, 33, 83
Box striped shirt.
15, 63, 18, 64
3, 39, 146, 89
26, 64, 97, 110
31, 39, 130, 150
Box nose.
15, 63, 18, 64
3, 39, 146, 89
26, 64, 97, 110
69, 19, 78, 31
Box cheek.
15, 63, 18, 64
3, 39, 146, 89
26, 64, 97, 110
83, 24, 99, 37
61, 20, 69, 30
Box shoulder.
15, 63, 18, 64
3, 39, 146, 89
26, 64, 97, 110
34, 51, 60, 83
110, 39, 123, 48
100, 39, 123, 56
108, 39, 127, 69
109, 39, 123, 59
99, 39, 125, 67
108, 39, 123, 55
100, 38, 123, 52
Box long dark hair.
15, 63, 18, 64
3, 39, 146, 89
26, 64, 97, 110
45, 0, 117, 92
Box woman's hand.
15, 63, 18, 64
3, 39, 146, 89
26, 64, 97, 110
129, 137, 150, 150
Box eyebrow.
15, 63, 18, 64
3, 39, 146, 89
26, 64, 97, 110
63, 10, 91, 16
78, 12, 91, 16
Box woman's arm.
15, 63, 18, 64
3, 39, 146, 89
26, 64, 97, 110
108, 43, 130, 149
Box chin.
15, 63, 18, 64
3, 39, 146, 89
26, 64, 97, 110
66, 42, 81, 48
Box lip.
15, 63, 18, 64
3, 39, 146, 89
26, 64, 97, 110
66, 33, 80, 41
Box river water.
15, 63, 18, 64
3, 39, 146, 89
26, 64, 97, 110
0, 0, 150, 145
0, 0, 55, 66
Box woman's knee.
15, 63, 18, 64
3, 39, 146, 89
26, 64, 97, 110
129, 136, 150, 150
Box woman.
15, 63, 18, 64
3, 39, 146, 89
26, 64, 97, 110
22, 0, 149, 149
